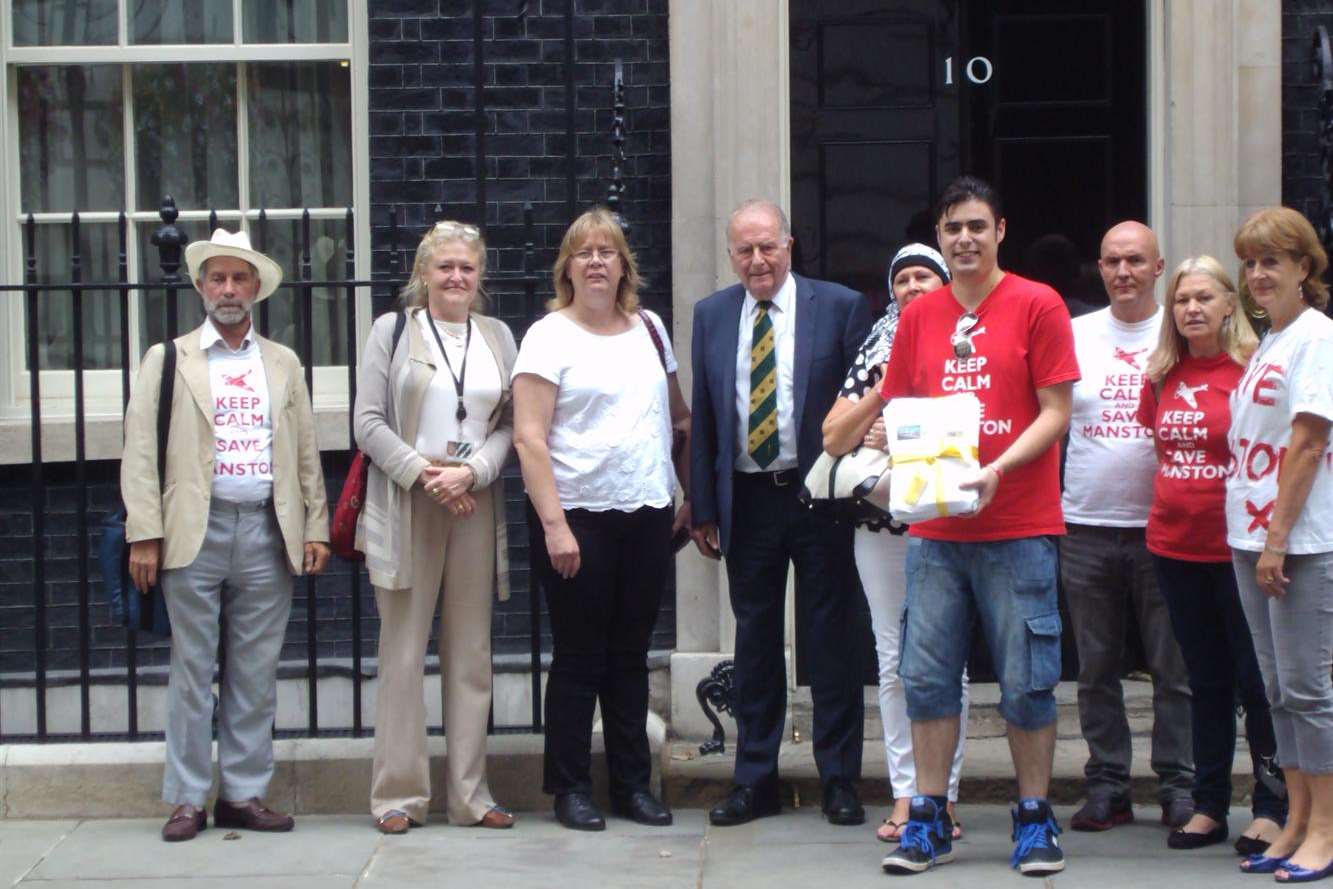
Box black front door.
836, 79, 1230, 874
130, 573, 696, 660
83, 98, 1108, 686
789, 0, 1147, 685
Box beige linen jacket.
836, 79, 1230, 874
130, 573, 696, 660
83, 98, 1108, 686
353, 308, 516, 597
120, 324, 330, 574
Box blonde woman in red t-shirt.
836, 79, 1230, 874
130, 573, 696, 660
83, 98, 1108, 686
1135, 256, 1283, 857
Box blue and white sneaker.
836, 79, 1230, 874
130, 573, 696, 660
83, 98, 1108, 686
1011, 799, 1065, 876
882, 796, 954, 875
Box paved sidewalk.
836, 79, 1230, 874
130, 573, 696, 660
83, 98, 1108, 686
0, 805, 1272, 888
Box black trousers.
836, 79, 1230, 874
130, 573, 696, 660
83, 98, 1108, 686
528, 500, 673, 797
1154, 556, 1287, 823
726, 472, 864, 790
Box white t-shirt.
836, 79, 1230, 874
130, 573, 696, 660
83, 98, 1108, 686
202, 319, 274, 502
511, 309, 676, 511
413, 312, 503, 462
1062, 306, 1160, 526
1227, 308, 1333, 554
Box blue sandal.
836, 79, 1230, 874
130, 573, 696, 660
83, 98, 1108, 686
1240, 853, 1289, 874
1276, 860, 1333, 884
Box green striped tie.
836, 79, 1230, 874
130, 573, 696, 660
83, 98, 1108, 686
748, 301, 779, 467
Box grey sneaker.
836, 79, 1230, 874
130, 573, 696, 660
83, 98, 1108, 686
1069, 794, 1133, 831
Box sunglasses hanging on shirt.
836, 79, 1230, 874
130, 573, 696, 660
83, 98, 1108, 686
426, 315, 472, 423
951, 312, 980, 358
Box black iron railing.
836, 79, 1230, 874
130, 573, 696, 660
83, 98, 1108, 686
0, 196, 545, 744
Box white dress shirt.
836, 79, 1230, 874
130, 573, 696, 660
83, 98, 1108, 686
734, 272, 798, 472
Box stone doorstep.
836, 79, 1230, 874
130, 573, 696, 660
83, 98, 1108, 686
2, 722, 1256, 821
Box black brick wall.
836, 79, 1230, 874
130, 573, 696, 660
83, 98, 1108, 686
366, 0, 676, 653
0, 0, 676, 684
1283, 2, 1333, 224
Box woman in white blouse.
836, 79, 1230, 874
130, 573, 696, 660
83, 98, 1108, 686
513, 207, 690, 831
354, 221, 517, 834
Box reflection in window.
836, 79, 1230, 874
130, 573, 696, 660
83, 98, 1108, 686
12, 0, 117, 46
252, 217, 350, 367
248, 63, 352, 209
131, 0, 233, 44
243, 0, 348, 43
29, 223, 122, 370
134, 65, 239, 210
137, 218, 350, 367
18, 66, 125, 214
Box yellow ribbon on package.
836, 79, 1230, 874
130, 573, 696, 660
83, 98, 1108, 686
892, 441, 980, 517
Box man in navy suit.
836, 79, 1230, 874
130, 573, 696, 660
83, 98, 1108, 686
690, 199, 872, 827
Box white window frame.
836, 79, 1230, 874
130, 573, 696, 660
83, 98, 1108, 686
0, 0, 371, 461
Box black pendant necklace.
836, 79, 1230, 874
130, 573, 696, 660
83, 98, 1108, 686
426, 313, 471, 423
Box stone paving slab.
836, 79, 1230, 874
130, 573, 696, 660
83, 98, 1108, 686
0, 821, 75, 887
1, 806, 1273, 888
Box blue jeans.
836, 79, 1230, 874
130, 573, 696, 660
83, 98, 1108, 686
900, 536, 1062, 731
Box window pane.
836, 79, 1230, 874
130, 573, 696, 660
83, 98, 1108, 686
137, 219, 214, 347
18, 66, 125, 213
247, 62, 352, 209
250, 216, 350, 367
242, 0, 347, 43
134, 65, 238, 211
132, 0, 233, 44
12, 0, 116, 46
26, 223, 123, 370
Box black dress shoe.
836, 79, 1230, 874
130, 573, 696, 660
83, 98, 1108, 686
709, 785, 781, 826
1235, 834, 1273, 857
822, 779, 866, 826
1167, 822, 1228, 850
612, 791, 674, 826
554, 792, 606, 831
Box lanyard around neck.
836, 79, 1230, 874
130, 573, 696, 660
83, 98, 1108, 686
425, 314, 471, 423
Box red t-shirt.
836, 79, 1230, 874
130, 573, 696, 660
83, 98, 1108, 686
1135, 353, 1244, 562
879, 273, 1080, 541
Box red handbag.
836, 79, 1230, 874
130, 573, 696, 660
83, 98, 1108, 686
330, 449, 370, 561
331, 311, 406, 561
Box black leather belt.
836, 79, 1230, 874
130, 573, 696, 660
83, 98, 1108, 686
735, 469, 799, 487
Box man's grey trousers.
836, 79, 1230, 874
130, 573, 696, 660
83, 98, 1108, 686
159, 498, 292, 807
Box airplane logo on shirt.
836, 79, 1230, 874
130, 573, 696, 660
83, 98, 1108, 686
222, 370, 255, 393
1174, 381, 1209, 409
1113, 347, 1148, 369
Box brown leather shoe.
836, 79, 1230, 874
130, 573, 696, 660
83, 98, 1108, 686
475, 805, 515, 829
214, 798, 294, 832
162, 804, 206, 842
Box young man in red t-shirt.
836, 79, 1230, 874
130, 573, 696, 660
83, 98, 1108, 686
878, 177, 1079, 877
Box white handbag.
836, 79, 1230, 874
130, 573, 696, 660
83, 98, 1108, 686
800, 445, 892, 514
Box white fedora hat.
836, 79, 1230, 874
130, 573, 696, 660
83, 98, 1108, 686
185, 228, 284, 302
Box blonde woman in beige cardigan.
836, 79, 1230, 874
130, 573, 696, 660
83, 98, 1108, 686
353, 221, 517, 834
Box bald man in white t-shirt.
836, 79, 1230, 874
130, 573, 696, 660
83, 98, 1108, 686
1061, 221, 1193, 832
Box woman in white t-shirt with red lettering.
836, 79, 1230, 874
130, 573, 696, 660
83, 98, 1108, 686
512, 208, 690, 832
1226, 207, 1333, 882
1136, 257, 1284, 858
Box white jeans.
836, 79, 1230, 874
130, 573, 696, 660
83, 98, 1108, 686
855, 526, 969, 801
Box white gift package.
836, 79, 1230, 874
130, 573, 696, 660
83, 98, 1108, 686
883, 393, 982, 523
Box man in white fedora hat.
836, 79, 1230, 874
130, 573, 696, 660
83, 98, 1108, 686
120, 228, 330, 841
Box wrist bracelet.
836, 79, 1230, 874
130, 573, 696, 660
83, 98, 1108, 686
985, 462, 1004, 482
1264, 541, 1286, 556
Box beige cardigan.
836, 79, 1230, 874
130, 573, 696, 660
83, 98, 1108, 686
353, 308, 516, 597
122, 325, 328, 574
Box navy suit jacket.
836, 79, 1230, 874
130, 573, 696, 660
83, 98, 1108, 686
690, 273, 872, 554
